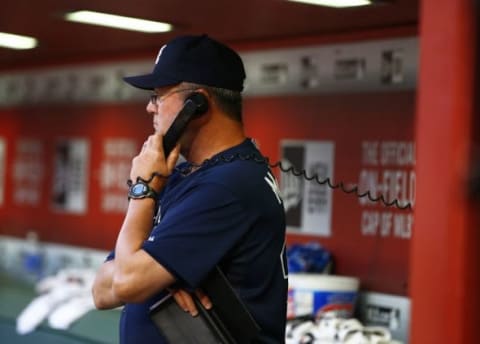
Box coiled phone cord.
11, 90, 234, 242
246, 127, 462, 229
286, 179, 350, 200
130, 152, 412, 211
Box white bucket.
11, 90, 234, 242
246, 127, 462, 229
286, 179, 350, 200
287, 273, 360, 319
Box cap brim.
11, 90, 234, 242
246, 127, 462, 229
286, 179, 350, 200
123, 72, 180, 90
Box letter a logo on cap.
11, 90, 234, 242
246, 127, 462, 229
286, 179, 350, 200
155, 45, 166, 65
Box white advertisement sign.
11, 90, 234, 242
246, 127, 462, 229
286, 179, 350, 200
51, 139, 89, 213
358, 140, 415, 239
12, 138, 45, 206
280, 140, 335, 236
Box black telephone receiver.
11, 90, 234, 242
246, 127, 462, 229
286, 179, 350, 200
162, 92, 209, 157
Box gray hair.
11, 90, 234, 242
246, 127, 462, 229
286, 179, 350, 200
181, 82, 243, 122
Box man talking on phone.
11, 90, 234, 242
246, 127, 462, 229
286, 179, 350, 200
92, 34, 288, 343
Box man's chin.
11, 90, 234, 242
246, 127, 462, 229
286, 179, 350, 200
154, 128, 166, 136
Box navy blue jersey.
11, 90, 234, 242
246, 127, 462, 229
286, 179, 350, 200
119, 139, 288, 343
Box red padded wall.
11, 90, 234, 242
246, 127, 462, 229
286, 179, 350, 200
0, 91, 415, 295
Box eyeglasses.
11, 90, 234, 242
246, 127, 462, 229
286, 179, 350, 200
149, 88, 199, 108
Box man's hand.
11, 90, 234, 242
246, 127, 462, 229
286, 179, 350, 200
130, 134, 180, 192
170, 288, 212, 317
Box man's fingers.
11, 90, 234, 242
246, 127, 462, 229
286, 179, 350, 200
195, 289, 212, 310
166, 144, 181, 169
170, 289, 211, 316
171, 290, 188, 311
183, 293, 198, 317
149, 134, 163, 152
171, 289, 198, 316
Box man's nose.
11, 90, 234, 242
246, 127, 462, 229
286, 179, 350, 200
146, 101, 156, 114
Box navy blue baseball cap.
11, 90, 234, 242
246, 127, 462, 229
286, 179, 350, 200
123, 34, 246, 92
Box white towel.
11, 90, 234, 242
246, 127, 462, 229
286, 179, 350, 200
16, 284, 83, 334
16, 268, 96, 335
48, 293, 95, 330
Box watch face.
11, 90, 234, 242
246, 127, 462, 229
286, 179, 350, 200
131, 183, 148, 196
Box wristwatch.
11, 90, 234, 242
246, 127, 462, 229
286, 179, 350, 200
128, 181, 158, 201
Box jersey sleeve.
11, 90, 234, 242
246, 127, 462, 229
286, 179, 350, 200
141, 182, 254, 290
